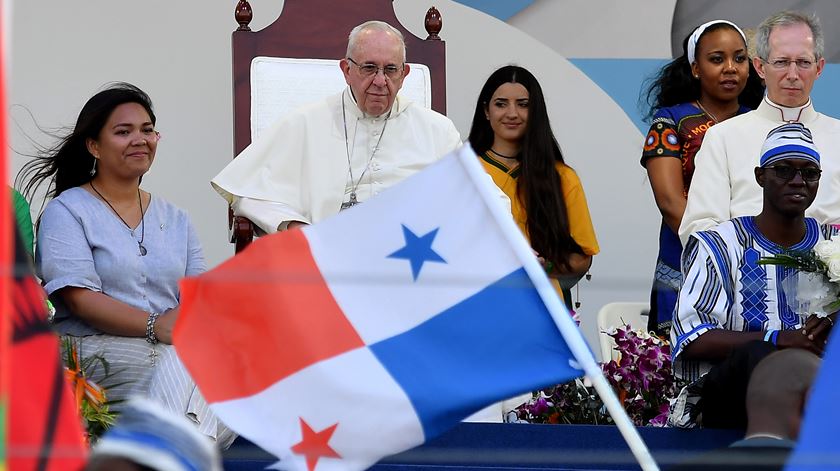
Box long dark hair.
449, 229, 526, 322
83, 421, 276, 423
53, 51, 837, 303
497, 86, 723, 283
468, 65, 581, 270
16, 82, 156, 200
642, 23, 764, 120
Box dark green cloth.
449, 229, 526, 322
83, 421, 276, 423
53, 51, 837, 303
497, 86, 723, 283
11, 188, 34, 256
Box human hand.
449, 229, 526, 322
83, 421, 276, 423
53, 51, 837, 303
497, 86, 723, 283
776, 323, 827, 356
802, 313, 836, 347
153, 307, 180, 344
803, 313, 837, 348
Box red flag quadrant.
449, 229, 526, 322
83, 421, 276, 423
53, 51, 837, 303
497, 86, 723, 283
175, 145, 586, 471
1, 14, 86, 466
1, 7, 12, 467
177, 229, 365, 403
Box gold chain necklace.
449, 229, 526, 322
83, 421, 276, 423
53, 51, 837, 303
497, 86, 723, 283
695, 100, 720, 124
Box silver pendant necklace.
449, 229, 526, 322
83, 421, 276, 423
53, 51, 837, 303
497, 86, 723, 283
90, 182, 147, 256
341, 95, 388, 210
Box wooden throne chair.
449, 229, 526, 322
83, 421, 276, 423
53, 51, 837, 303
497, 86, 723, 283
229, 0, 448, 252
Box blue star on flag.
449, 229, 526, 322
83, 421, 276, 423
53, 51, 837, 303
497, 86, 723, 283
387, 225, 447, 280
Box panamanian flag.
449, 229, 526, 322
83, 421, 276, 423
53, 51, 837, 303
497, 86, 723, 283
174, 145, 588, 471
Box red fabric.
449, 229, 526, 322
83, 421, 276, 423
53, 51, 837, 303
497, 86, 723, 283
0, 5, 12, 466
175, 229, 364, 403
8, 275, 88, 470
0, 19, 87, 466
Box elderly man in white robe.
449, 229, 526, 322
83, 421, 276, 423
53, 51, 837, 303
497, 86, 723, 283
212, 20, 461, 234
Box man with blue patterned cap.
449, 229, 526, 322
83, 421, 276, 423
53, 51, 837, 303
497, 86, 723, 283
669, 122, 838, 429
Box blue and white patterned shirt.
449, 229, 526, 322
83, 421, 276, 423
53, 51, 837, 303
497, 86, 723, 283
671, 216, 836, 382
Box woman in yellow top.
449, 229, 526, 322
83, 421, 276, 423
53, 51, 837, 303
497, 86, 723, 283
468, 65, 599, 313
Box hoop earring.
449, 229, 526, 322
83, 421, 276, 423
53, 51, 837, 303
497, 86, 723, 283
89, 158, 97, 177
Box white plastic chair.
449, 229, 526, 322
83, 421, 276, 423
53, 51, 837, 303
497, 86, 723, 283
596, 302, 650, 362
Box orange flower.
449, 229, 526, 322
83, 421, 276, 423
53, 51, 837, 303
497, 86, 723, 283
63, 342, 107, 411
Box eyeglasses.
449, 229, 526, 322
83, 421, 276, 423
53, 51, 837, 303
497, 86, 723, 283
347, 58, 404, 80
765, 165, 821, 182
762, 58, 815, 70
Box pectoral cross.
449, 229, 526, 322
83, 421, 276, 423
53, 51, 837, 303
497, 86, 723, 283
340, 192, 359, 211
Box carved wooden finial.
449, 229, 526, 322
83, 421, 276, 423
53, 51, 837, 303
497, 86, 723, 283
235, 0, 253, 31
425, 6, 442, 40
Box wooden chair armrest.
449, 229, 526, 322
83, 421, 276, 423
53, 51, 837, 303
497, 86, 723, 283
229, 212, 255, 253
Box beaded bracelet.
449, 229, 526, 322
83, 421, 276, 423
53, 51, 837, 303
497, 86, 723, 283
763, 329, 779, 346
146, 312, 160, 344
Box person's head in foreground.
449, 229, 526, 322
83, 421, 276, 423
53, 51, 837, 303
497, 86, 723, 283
85, 397, 222, 471
746, 349, 821, 440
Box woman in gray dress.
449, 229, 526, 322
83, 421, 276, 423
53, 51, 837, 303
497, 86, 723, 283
18, 83, 234, 447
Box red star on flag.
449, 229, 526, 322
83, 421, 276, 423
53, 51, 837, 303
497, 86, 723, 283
291, 418, 341, 471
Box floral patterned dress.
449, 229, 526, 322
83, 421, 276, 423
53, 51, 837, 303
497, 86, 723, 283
640, 102, 750, 335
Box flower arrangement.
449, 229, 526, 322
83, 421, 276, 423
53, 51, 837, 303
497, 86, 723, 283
510, 325, 680, 427
758, 238, 840, 318
62, 338, 122, 443
601, 325, 678, 426
508, 377, 611, 425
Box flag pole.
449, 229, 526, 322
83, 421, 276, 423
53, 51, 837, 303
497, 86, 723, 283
456, 145, 659, 471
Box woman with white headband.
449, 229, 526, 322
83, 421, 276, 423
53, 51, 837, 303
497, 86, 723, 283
640, 20, 764, 336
